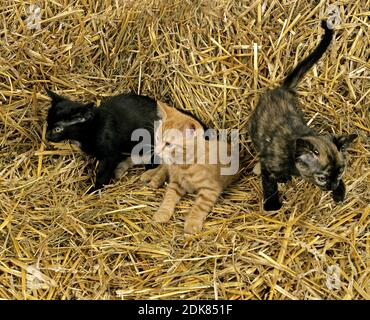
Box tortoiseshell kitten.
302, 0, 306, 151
45, 89, 159, 191
248, 21, 357, 211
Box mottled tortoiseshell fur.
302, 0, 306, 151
248, 21, 357, 211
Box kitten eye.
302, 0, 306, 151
165, 142, 172, 147
52, 127, 63, 133
315, 174, 327, 184
313, 149, 319, 156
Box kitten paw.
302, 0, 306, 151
87, 185, 101, 194
114, 167, 127, 179
114, 159, 133, 179
184, 218, 203, 234
332, 180, 345, 203
148, 180, 162, 189
252, 162, 261, 176
141, 168, 166, 189
141, 168, 158, 184
153, 208, 172, 223
87, 187, 96, 194
277, 176, 292, 183
332, 191, 345, 203
263, 199, 282, 211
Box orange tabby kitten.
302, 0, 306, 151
141, 102, 240, 234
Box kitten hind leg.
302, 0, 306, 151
332, 179, 345, 203
261, 168, 282, 211
114, 157, 133, 179
184, 186, 222, 234
154, 181, 185, 223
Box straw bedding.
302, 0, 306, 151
0, 0, 369, 300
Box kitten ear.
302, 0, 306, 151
332, 134, 357, 151
183, 122, 196, 137
295, 138, 318, 164
45, 88, 65, 104
181, 120, 203, 137
157, 101, 174, 119
295, 138, 315, 156
295, 138, 317, 167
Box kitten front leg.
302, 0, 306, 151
277, 175, 292, 183
93, 157, 121, 191
140, 167, 158, 183
154, 181, 185, 223
141, 165, 168, 188
184, 187, 222, 234
261, 168, 282, 211
332, 179, 345, 203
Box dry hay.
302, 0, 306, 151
0, 0, 369, 300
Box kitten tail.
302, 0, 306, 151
282, 20, 334, 89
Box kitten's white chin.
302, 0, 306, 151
154, 153, 172, 165
163, 156, 175, 165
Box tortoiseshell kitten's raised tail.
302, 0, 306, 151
248, 20, 357, 211
45, 89, 159, 192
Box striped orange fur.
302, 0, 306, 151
142, 102, 240, 234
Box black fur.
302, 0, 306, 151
45, 89, 160, 191
283, 21, 333, 89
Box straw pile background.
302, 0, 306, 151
0, 0, 369, 300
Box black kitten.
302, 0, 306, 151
45, 90, 160, 191
248, 21, 357, 211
